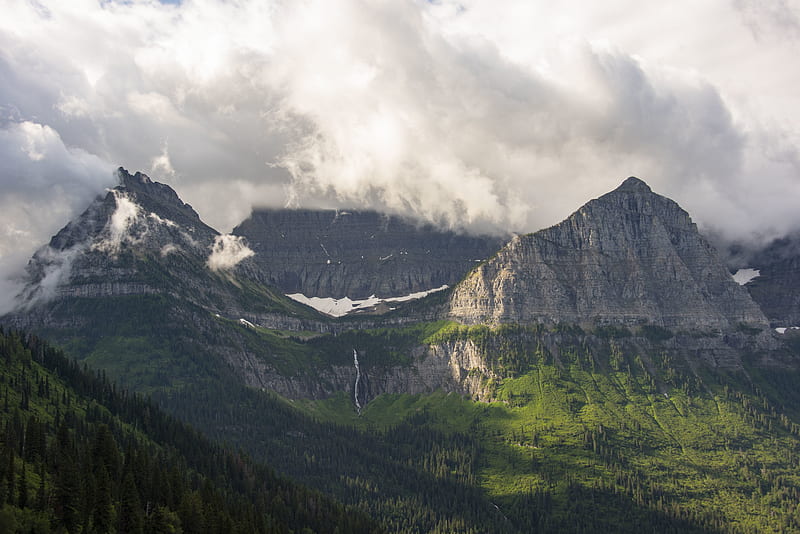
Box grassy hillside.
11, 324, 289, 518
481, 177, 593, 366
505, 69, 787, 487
162, 324, 800, 533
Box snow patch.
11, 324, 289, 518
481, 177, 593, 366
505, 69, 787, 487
733, 268, 760, 285
148, 212, 177, 228
287, 285, 448, 317
383, 285, 449, 303
207, 234, 254, 271
239, 318, 256, 329
775, 327, 800, 334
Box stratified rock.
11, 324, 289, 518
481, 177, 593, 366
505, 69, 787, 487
9, 167, 320, 330
233, 209, 507, 299
741, 234, 800, 327
449, 177, 768, 330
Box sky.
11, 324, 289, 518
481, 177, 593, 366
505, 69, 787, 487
1, 0, 799, 310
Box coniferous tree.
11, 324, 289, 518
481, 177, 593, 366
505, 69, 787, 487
54, 422, 82, 533
118, 470, 144, 534
92, 464, 113, 534
17, 461, 27, 509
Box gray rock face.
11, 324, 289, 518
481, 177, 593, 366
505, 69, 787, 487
233, 208, 507, 299
449, 177, 768, 330
740, 234, 800, 327
225, 339, 499, 402
8, 168, 322, 331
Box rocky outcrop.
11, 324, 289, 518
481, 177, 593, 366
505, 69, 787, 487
449, 177, 768, 330
740, 233, 800, 327
233, 208, 507, 299
224, 339, 499, 402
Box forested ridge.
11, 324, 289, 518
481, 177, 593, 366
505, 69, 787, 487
6, 316, 800, 533
164, 324, 800, 533
0, 327, 379, 533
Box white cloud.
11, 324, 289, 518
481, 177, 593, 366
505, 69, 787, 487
91, 190, 144, 254
0, 0, 799, 286
206, 234, 255, 272
16, 243, 87, 310
0, 120, 114, 313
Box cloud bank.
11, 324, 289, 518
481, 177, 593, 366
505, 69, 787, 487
1, 0, 800, 306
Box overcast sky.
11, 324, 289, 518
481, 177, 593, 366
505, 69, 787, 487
1, 0, 800, 307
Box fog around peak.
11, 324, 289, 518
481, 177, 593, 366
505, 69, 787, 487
1, 0, 800, 312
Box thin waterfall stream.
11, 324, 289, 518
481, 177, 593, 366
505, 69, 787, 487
353, 348, 362, 415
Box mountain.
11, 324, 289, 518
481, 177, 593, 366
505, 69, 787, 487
4, 171, 800, 532
449, 177, 768, 330
233, 208, 507, 299
735, 233, 800, 327
14, 167, 319, 326
3, 168, 329, 391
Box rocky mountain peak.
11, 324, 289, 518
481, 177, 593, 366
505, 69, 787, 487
116, 167, 201, 224
615, 176, 652, 194
448, 176, 768, 330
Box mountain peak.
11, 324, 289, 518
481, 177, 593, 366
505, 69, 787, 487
117, 167, 152, 187
114, 168, 201, 223
615, 176, 652, 194
449, 176, 767, 330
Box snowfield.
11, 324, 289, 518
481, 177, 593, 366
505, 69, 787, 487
732, 268, 760, 285
287, 285, 449, 317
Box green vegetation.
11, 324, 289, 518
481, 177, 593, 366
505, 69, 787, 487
0, 328, 379, 533
15, 297, 800, 532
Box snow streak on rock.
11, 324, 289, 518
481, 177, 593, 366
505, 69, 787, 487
732, 268, 760, 285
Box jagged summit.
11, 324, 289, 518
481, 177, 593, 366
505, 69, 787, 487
449, 176, 768, 330
614, 176, 652, 193
119, 167, 152, 185
7, 169, 319, 329
115, 167, 201, 224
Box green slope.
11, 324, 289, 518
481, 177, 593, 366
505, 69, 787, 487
0, 328, 379, 533
161, 324, 800, 533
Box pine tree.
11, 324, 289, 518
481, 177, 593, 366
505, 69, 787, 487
92, 464, 113, 534
118, 470, 144, 534
54, 423, 82, 533
17, 461, 27, 509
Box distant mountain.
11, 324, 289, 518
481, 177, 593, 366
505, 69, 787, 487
735, 233, 800, 327
13, 167, 317, 325
449, 177, 768, 330
233, 208, 507, 299
3, 168, 326, 391
4, 171, 800, 533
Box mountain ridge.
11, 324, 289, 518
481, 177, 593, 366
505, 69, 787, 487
233, 207, 507, 300
448, 176, 768, 330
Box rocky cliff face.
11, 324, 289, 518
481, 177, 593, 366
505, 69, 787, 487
8, 168, 322, 332
233, 208, 507, 299
449, 177, 768, 330
739, 234, 800, 327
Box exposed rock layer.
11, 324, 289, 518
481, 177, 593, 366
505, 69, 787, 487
449, 177, 768, 329
233, 208, 507, 299
741, 233, 800, 327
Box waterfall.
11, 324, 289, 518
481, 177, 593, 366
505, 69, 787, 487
353, 348, 362, 415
